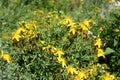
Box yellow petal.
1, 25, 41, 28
57, 57, 66, 68
67, 65, 78, 75
97, 49, 105, 58
94, 38, 102, 48
12, 34, 21, 41
70, 27, 76, 35
75, 70, 87, 80
1, 50, 12, 63
57, 49, 64, 57
79, 23, 88, 31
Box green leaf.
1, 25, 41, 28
114, 39, 118, 47
105, 47, 115, 55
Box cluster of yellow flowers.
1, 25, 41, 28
67, 66, 88, 80
41, 40, 99, 80
42, 45, 66, 68
4, 10, 118, 79
41, 38, 88, 79
100, 72, 117, 80
60, 15, 75, 28
59, 15, 118, 80
94, 27, 105, 58
42, 43, 89, 80
59, 16, 102, 80
67, 62, 118, 80
89, 63, 117, 80
60, 15, 96, 41
60, 15, 76, 35
12, 21, 37, 42
41, 39, 87, 80
79, 19, 95, 31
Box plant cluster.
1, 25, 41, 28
0, 0, 119, 80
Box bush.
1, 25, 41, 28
0, 0, 120, 80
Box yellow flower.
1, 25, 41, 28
83, 19, 90, 27
0, 50, 12, 63
51, 46, 57, 54
75, 70, 87, 80
79, 23, 88, 31
70, 27, 77, 35
60, 15, 74, 28
15, 27, 26, 34
67, 65, 78, 75
57, 49, 64, 58
79, 19, 93, 31
57, 57, 66, 68
63, 16, 72, 24
100, 72, 117, 80
14, 27, 26, 36
12, 27, 26, 41
12, 34, 21, 41
94, 38, 102, 48
67, 21, 76, 28
97, 48, 105, 58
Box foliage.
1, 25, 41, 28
0, 0, 120, 80
100, 6, 120, 77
